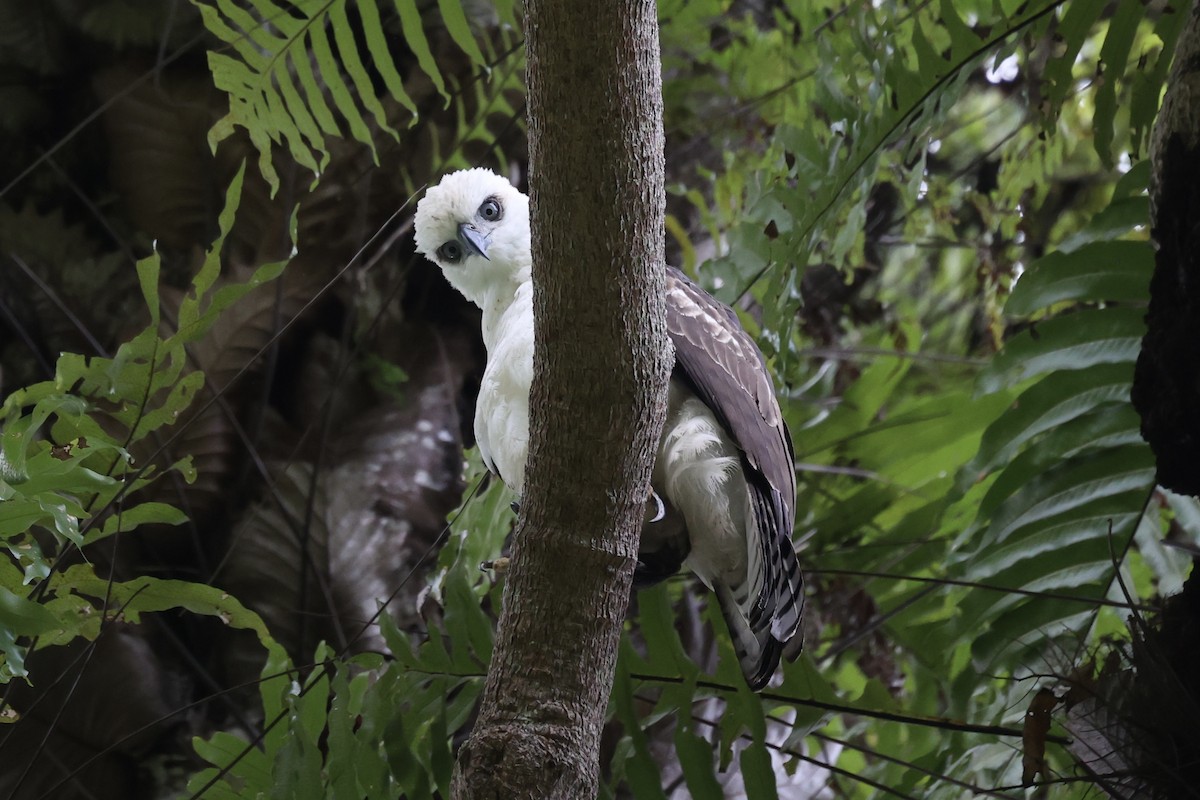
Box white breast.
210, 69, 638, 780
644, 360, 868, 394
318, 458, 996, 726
475, 289, 751, 595
475, 283, 535, 493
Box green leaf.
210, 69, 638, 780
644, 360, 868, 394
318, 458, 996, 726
436, 0, 486, 66
1006, 240, 1152, 315
970, 363, 1135, 476
191, 731, 274, 796
938, 0, 980, 60
638, 584, 699, 682
676, 728, 724, 800
394, 0, 448, 100
1041, 0, 1104, 113
136, 251, 163, 325
738, 741, 779, 800
1092, 0, 1142, 165
58, 565, 279, 649
195, 0, 492, 190
612, 647, 668, 800
357, 0, 418, 117
976, 307, 1145, 394
965, 445, 1154, 560
975, 403, 1143, 516
1055, 195, 1148, 253
1130, 9, 1184, 157
0, 585, 61, 635
329, 0, 397, 141
965, 502, 1143, 583
89, 502, 189, 544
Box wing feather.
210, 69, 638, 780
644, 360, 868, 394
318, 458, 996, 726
665, 267, 804, 688
664, 268, 795, 524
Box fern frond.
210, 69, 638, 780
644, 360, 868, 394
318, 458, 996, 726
947, 166, 1156, 670
193, 0, 489, 193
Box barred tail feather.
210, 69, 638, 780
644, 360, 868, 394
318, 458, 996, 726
716, 584, 782, 691
720, 479, 804, 690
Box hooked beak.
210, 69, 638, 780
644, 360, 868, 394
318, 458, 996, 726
457, 223, 490, 261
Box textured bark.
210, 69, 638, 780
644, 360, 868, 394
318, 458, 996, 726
1132, 0, 1200, 495
449, 2, 668, 799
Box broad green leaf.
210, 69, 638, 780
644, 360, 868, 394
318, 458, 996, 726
638, 583, 699, 681
1041, 0, 1104, 112
90, 501, 189, 544
970, 363, 1135, 475
971, 603, 1095, 669
975, 403, 1143, 515
938, 0, 980, 60
136, 252, 163, 326
58, 566, 279, 648
739, 741, 780, 800
976, 307, 1145, 394
1130, 9, 1184, 157
1006, 241, 1151, 315
191, 731, 274, 796
960, 446, 1154, 566
613, 646, 669, 800
676, 728, 724, 800
442, 559, 494, 669
0, 585, 61, 635
1056, 195, 1149, 253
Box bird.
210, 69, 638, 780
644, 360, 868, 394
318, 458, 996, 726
413, 168, 804, 690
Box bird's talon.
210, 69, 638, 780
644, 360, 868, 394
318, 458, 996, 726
648, 490, 666, 523
480, 556, 511, 574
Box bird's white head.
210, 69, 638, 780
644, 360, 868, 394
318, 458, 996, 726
413, 168, 531, 307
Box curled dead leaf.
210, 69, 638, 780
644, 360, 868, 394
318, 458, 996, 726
1022, 687, 1058, 786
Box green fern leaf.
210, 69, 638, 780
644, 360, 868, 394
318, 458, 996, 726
193, 0, 485, 192
970, 363, 1136, 476
394, 0, 449, 100
944, 162, 1156, 673
976, 307, 1145, 393
1041, 0, 1104, 116
358, 0, 419, 116
437, 0, 487, 65
1093, 0, 1143, 165
676, 728, 725, 800
1006, 241, 1152, 315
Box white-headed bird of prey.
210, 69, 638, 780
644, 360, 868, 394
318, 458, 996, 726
414, 168, 803, 690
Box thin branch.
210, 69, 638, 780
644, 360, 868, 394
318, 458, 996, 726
631, 672, 1072, 745
811, 567, 1159, 613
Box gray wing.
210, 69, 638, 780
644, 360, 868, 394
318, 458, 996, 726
664, 267, 804, 689
664, 268, 795, 514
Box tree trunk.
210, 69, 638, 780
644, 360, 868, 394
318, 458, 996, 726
449, 2, 668, 799
1132, 0, 1200, 494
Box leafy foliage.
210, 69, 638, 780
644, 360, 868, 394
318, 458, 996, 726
0, 166, 283, 705
190, 458, 506, 798
192, 0, 517, 192
0, 0, 1194, 798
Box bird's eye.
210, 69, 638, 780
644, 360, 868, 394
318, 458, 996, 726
479, 199, 502, 221
438, 241, 463, 263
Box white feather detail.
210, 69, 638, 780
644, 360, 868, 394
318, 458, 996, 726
474, 282, 534, 491
656, 393, 749, 592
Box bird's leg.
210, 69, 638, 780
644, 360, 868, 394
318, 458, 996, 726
480, 494, 521, 574
480, 556, 510, 574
